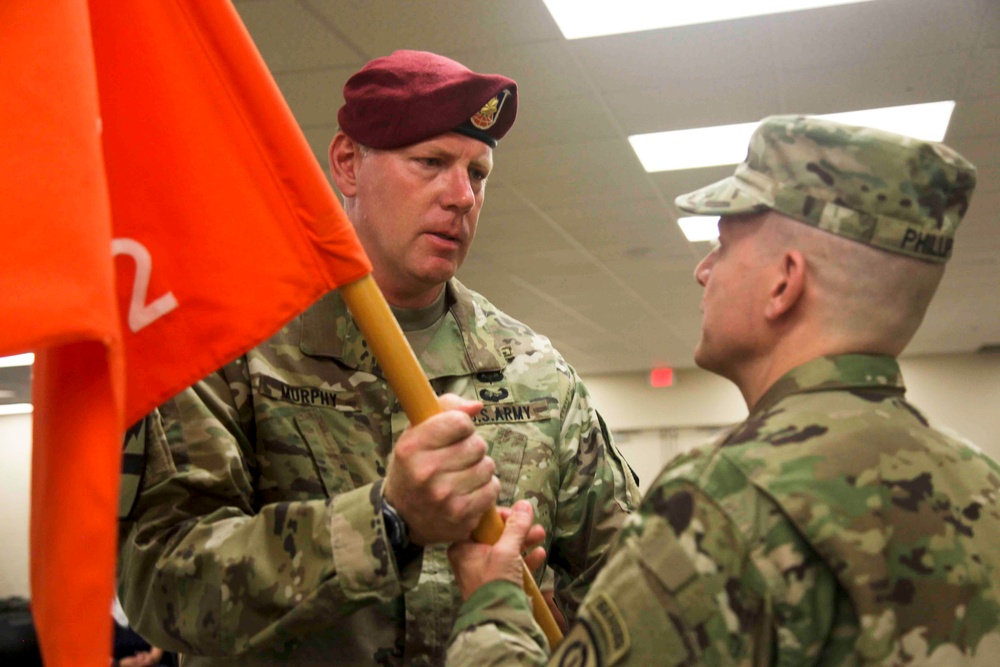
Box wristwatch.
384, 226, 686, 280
380, 495, 410, 553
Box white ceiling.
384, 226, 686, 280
236, 0, 1000, 376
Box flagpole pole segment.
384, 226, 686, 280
339, 274, 564, 648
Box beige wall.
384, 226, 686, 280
898, 354, 1000, 453
587, 352, 1000, 492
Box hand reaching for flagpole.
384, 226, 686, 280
382, 394, 501, 546
447, 500, 547, 600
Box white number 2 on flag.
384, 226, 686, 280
111, 238, 179, 333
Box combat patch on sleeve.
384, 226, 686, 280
549, 594, 631, 667
588, 592, 631, 665
550, 618, 602, 667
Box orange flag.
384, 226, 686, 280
0, 1, 371, 665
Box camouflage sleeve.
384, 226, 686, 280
448, 456, 778, 666
547, 364, 641, 621
446, 581, 550, 666
117, 360, 416, 655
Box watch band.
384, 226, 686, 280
381, 496, 410, 552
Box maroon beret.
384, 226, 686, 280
338, 50, 518, 149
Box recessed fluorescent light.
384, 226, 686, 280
0, 353, 34, 368
0, 403, 33, 416
678, 216, 721, 242
820, 101, 955, 142
631, 122, 758, 172
542, 0, 877, 40
631, 101, 956, 173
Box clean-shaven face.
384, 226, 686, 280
692, 213, 773, 379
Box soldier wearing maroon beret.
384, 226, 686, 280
117, 50, 639, 667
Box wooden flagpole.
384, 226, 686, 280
340, 275, 564, 648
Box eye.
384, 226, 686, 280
469, 167, 489, 183
416, 157, 442, 168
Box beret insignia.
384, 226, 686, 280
471, 89, 512, 130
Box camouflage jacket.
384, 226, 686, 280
117, 279, 639, 667
447, 354, 1000, 666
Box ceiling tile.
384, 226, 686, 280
300, 0, 561, 56
273, 66, 354, 126
779, 54, 965, 116
470, 211, 576, 259
961, 47, 1000, 100
544, 198, 682, 253
499, 140, 652, 209
974, 0, 1000, 49
771, 0, 981, 72
451, 41, 593, 102
235, 1, 362, 72
568, 19, 772, 93
499, 95, 619, 152
607, 75, 780, 135
949, 135, 1000, 172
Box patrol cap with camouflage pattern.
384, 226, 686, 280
675, 115, 977, 263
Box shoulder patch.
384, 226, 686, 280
589, 592, 631, 665
551, 617, 603, 667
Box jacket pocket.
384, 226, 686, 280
489, 426, 527, 506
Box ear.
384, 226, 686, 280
765, 249, 806, 321
328, 132, 361, 197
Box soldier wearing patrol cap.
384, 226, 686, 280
446, 116, 1000, 666
117, 50, 638, 667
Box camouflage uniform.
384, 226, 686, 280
447, 354, 1000, 666
118, 278, 639, 667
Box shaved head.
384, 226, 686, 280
762, 212, 945, 355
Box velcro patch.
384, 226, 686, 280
589, 593, 630, 665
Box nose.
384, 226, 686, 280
694, 250, 715, 287
442, 167, 475, 212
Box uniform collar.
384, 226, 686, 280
299, 279, 506, 379
751, 353, 905, 416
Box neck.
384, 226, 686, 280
733, 355, 803, 411
375, 270, 446, 309
389, 287, 448, 331
731, 324, 838, 410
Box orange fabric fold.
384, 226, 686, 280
0, 1, 370, 665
